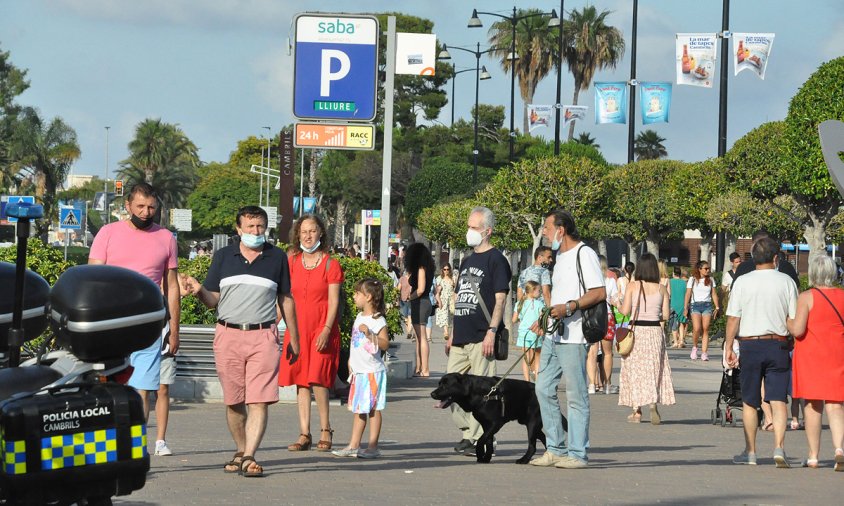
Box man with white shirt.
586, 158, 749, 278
530, 210, 605, 469
725, 236, 798, 468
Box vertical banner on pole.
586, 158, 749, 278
640, 82, 672, 124
733, 33, 775, 79
594, 82, 628, 124
278, 130, 295, 242
676, 33, 717, 88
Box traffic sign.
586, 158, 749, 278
294, 123, 375, 150
5, 196, 35, 223
364, 209, 381, 226
170, 209, 192, 232
59, 207, 82, 230
293, 13, 379, 121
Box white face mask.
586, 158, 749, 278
466, 228, 484, 247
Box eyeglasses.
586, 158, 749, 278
443, 268, 450, 271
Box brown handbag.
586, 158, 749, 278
616, 285, 644, 357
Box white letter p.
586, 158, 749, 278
320, 50, 351, 97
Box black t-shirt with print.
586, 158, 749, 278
453, 248, 512, 345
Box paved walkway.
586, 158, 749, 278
118, 331, 841, 505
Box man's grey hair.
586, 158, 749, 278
471, 206, 496, 230
809, 255, 838, 287
751, 237, 779, 265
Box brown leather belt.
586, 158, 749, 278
736, 334, 787, 341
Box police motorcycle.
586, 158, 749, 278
0, 202, 165, 505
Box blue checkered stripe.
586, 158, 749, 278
41, 428, 118, 470
2, 437, 27, 475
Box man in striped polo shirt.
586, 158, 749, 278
182, 206, 300, 477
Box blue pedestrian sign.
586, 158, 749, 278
59, 207, 82, 230
4, 196, 35, 223
293, 13, 379, 121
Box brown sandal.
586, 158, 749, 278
287, 433, 312, 451
224, 451, 244, 473
315, 428, 334, 452
240, 456, 264, 478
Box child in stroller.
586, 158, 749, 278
711, 340, 744, 426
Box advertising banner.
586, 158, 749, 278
527, 104, 554, 132
676, 33, 717, 88
594, 82, 627, 124
733, 33, 775, 79
395, 33, 437, 76
640, 82, 672, 125
562, 105, 588, 128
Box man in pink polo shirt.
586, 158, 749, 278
89, 182, 180, 457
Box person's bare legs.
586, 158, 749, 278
346, 413, 367, 449
804, 399, 824, 462
679, 322, 687, 347
413, 324, 429, 376
155, 384, 170, 442
791, 397, 803, 429
138, 390, 151, 422
586, 343, 600, 389
691, 313, 702, 350
225, 403, 247, 472
761, 383, 774, 429
700, 314, 712, 355
771, 400, 788, 450
312, 385, 333, 447
532, 348, 541, 378
520, 346, 532, 381
741, 402, 760, 454
367, 410, 382, 450
600, 339, 614, 388
825, 402, 844, 456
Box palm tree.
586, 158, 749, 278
563, 6, 626, 140
119, 118, 199, 212
574, 132, 600, 149
487, 9, 559, 136
634, 129, 668, 160
8, 107, 80, 239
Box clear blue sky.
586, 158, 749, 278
2, 0, 842, 179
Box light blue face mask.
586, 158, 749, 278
301, 240, 321, 254
241, 233, 266, 249
551, 231, 562, 251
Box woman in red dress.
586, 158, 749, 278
787, 255, 844, 470
279, 215, 344, 452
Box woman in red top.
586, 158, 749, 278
787, 255, 844, 470
279, 215, 344, 452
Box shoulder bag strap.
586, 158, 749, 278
468, 276, 493, 325
811, 287, 844, 328
630, 282, 644, 331
575, 244, 586, 297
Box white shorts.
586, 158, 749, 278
160, 355, 177, 385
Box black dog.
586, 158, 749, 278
432, 373, 563, 464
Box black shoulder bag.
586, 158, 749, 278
576, 245, 608, 344
468, 277, 509, 360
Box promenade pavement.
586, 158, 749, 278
119, 329, 841, 505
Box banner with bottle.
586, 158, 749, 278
563, 105, 588, 128
527, 104, 554, 132
594, 82, 627, 124
639, 82, 672, 125
733, 33, 775, 79
676, 33, 717, 88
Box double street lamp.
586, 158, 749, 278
449, 65, 480, 127
438, 43, 492, 185
469, 7, 559, 161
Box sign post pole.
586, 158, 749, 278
379, 15, 396, 268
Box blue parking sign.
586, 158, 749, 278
293, 14, 379, 121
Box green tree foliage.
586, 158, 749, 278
523, 139, 608, 167
1, 45, 30, 191
476, 154, 609, 250
8, 108, 80, 240
574, 132, 600, 149
416, 199, 477, 249
671, 158, 728, 242
634, 129, 668, 160
486, 9, 559, 134
0, 238, 75, 284
188, 162, 259, 235
119, 118, 199, 209
563, 6, 625, 139
178, 255, 217, 325
706, 190, 800, 240
404, 157, 494, 226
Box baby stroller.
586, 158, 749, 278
711, 340, 743, 427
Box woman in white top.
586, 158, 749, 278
683, 260, 720, 362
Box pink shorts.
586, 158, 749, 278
214, 324, 281, 406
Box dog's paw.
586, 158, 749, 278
477, 454, 492, 464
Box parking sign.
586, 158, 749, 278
293, 14, 379, 121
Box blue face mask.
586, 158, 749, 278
241, 233, 266, 249
301, 240, 321, 254
550, 231, 562, 251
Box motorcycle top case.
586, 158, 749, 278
0, 382, 149, 493
49, 264, 166, 362
0, 262, 50, 351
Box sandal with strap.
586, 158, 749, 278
287, 433, 312, 452
224, 451, 244, 473
315, 428, 334, 452
240, 456, 264, 478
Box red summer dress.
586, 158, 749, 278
792, 287, 844, 402
278, 253, 344, 388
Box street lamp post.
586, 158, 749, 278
469, 7, 558, 162
104, 126, 110, 224
263, 126, 272, 209
438, 44, 492, 185
450, 64, 478, 127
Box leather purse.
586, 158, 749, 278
576, 245, 608, 344
616, 285, 644, 357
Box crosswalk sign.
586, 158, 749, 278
59, 207, 82, 230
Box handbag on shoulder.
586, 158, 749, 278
468, 277, 509, 360
576, 245, 608, 344
616, 285, 644, 356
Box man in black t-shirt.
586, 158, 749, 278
447, 206, 512, 456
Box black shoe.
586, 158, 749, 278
453, 439, 473, 453
462, 443, 477, 457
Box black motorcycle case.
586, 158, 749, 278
49, 264, 166, 362
0, 262, 50, 351
0, 382, 149, 502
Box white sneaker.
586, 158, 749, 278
529, 452, 565, 467
154, 440, 173, 456
587, 384, 596, 395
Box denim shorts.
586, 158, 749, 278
690, 301, 713, 316
738, 339, 791, 408
400, 300, 411, 318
